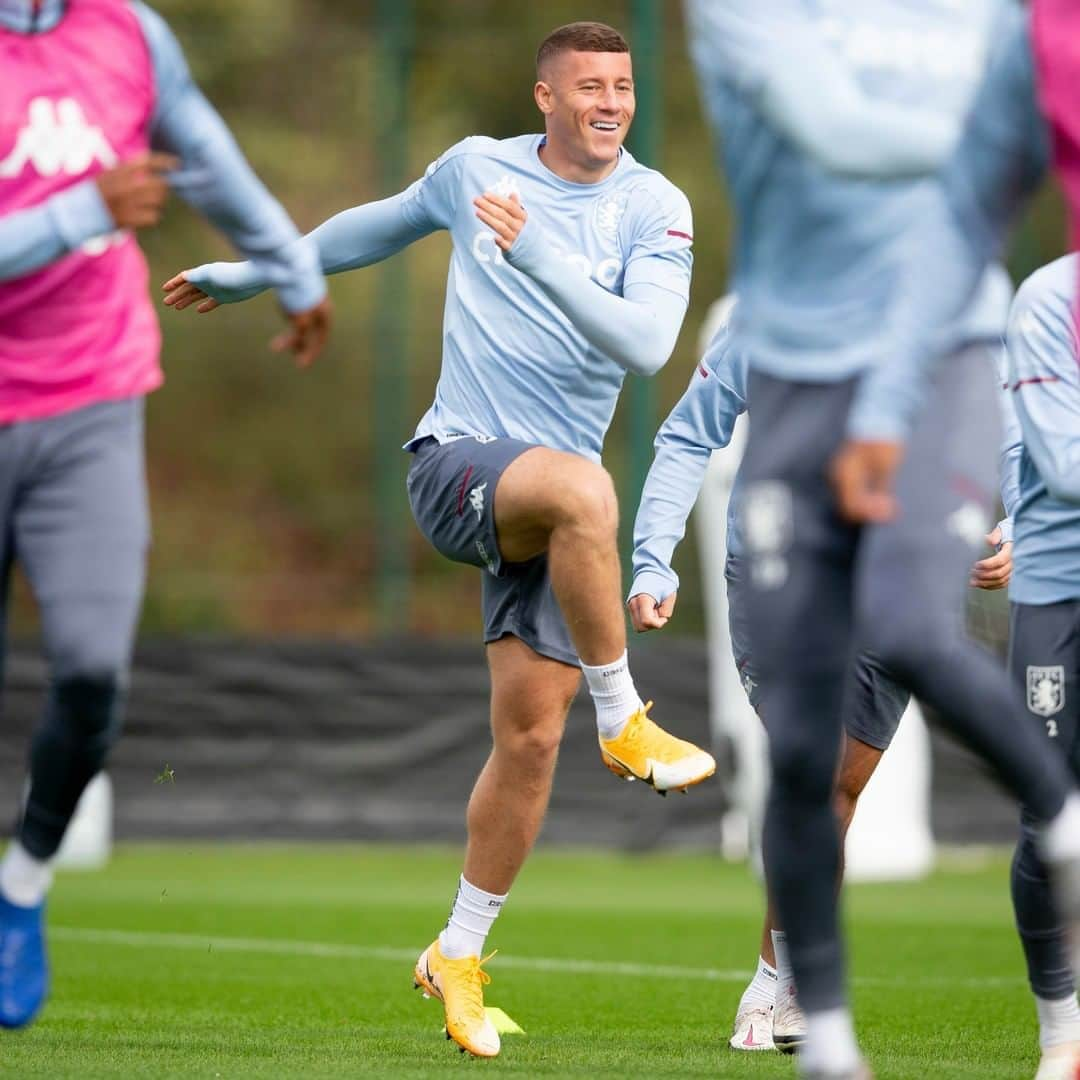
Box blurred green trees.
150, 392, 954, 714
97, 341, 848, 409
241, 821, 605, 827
13, 2, 1066, 639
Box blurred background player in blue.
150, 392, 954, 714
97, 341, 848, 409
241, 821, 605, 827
628, 297, 1013, 1056
1000, 254, 1080, 1080
0, 0, 331, 1029
162, 21, 715, 1059
684, 2, 1080, 1076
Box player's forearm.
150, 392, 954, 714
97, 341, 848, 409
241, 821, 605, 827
761, 65, 959, 178
0, 181, 114, 283
505, 221, 685, 376
630, 443, 711, 601
183, 195, 431, 305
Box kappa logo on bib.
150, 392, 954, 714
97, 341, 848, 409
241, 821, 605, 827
0, 97, 117, 179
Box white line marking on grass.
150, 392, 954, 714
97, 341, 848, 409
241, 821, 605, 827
51, 926, 1024, 989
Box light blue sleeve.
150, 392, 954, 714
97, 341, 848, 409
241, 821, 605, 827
502, 191, 691, 376
181, 148, 460, 305
629, 326, 748, 603
847, 8, 1046, 441
131, 1, 325, 313
621, 186, 694, 300
184, 192, 434, 304
0, 179, 114, 282
996, 343, 1021, 542
683, 0, 959, 177
1007, 258, 1080, 505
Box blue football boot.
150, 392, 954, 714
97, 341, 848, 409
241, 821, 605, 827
0, 893, 48, 1028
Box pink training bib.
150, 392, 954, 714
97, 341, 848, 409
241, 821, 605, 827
1033, 0, 1080, 255
0, 0, 162, 424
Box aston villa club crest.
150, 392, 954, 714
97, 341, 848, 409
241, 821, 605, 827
1027, 665, 1065, 718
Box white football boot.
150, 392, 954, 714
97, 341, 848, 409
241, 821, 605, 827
729, 1003, 775, 1051
1035, 1041, 1080, 1080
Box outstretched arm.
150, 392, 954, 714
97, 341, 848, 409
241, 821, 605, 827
476, 193, 690, 377
163, 192, 435, 309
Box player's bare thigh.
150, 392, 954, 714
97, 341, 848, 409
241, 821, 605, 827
493, 446, 617, 565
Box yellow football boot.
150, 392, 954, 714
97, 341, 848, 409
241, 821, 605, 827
413, 939, 500, 1058
599, 702, 716, 793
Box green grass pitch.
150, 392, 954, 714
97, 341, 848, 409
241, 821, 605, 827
3, 844, 1043, 1078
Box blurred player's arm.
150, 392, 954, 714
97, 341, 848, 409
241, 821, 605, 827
476, 191, 692, 377
133, 1, 328, 320
1007, 257, 1080, 504
0, 154, 175, 283
967, 349, 1019, 590
684, 0, 958, 177
835, 10, 1047, 521
629, 323, 747, 631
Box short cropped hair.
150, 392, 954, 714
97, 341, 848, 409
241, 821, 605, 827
536, 21, 630, 77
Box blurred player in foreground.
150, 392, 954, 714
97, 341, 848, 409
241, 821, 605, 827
0, 0, 331, 1029
163, 21, 713, 1059
685, 2, 1080, 1076
1000, 255, 1080, 1080
628, 298, 1012, 1055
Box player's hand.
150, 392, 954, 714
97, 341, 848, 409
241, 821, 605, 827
270, 297, 333, 369
162, 272, 219, 313
970, 526, 1013, 591
473, 192, 527, 252
829, 439, 903, 524
95, 153, 178, 230
628, 592, 676, 632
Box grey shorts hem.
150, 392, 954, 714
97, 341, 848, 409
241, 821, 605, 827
841, 719, 895, 752
483, 624, 580, 668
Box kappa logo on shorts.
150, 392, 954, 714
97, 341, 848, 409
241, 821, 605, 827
468, 482, 487, 521
1027, 665, 1065, 718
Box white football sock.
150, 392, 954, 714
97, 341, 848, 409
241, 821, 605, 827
1036, 993, 1080, 1050
581, 651, 644, 740
1042, 792, 1080, 862
737, 955, 778, 1012
0, 841, 52, 909
801, 1006, 860, 1075
438, 875, 507, 959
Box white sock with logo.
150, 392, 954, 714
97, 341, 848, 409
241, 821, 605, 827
581, 651, 644, 740
771, 929, 797, 1008
801, 1006, 861, 1074
1036, 993, 1080, 1050
737, 955, 778, 1013
0, 841, 53, 909
438, 875, 507, 959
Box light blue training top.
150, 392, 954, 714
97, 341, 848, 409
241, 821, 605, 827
0, 0, 325, 312
1001, 255, 1080, 606
684, 0, 1013, 440
182, 134, 694, 462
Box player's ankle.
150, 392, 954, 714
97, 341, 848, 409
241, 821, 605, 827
439, 875, 507, 959
0, 842, 52, 909
582, 651, 643, 739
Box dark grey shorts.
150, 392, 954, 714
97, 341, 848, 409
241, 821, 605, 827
406, 436, 578, 667
726, 553, 906, 751
1009, 600, 1080, 778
